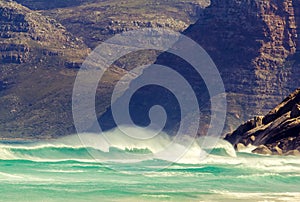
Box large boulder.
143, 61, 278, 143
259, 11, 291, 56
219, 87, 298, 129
225, 88, 300, 155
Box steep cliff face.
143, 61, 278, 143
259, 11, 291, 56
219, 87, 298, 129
183, 0, 300, 132
294, 0, 300, 57
98, 0, 300, 135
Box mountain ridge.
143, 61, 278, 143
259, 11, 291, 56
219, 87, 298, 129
182, 0, 300, 134
0, 0, 300, 140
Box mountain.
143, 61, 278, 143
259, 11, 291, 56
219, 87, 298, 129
181, 0, 300, 134
225, 88, 300, 156
99, 0, 300, 136
15, 0, 209, 48
1, 0, 299, 139
0, 0, 90, 138
0, 0, 208, 139
0, 0, 89, 64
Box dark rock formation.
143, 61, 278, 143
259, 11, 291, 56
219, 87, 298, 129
291, 104, 300, 118
225, 88, 300, 155
182, 0, 300, 134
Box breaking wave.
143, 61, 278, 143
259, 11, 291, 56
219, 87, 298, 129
0, 126, 236, 164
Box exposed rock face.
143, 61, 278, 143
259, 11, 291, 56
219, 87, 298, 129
225, 88, 300, 155
98, 0, 300, 135
0, 0, 208, 139
0, 0, 89, 65
1, 0, 299, 139
183, 0, 300, 133
40, 0, 209, 48
0, 0, 91, 138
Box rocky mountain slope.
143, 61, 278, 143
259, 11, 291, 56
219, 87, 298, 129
181, 0, 300, 133
225, 88, 300, 155
105, 0, 300, 136
0, 0, 207, 139
1, 0, 300, 139
0, 0, 89, 65
18, 0, 209, 48
0, 0, 91, 138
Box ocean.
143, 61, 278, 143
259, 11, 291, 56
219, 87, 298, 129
0, 128, 299, 202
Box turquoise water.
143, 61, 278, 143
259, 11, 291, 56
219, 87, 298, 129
0, 131, 300, 202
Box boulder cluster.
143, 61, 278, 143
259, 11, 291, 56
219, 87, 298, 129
225, 88, 300, 156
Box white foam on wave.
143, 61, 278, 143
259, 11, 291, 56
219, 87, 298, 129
2, 125, 299, 173
199, 153, 300, 173
0, 125, 245, 164
0, 172, 23, 179
0, 148, 17, 160
35, 169, 85, 173
197, 136, 237, 157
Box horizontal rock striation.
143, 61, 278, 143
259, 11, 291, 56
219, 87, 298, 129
183, 0, 300, 133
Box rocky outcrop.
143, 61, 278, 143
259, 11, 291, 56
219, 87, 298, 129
0, 0, 89, 65
41, 0, 208, 48
0, 43, 30, 63
182, 0, 300, 134
225, 88, 300, 155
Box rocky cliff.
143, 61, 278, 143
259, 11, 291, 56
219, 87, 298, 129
0, 0, 91, 138
225, 88, 300, 155
1, 0, 300, 139
40, 0, 208, 48
0, 0, 207, 138
182, 0, 300, 133
0, 0, 89, 65
97, 0, 300, 136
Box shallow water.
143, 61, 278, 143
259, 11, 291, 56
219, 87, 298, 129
0, 131, 299, 202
